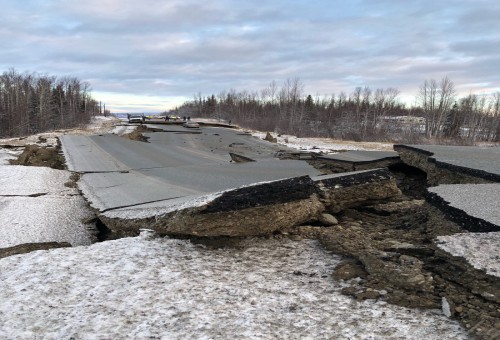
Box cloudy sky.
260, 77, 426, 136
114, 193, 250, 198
1, 0, 499, 112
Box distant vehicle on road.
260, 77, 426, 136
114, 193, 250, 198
183, 121, 200, 128
128, 114, 145, 124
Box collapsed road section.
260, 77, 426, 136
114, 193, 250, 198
11, 126, 500, 338
60, 126, 401, 237
309, 150, 401, 173
393, 144, 500, 233
99, 169, 401, 237
394, 144, 500, 185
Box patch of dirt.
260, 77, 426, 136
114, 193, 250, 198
9, 143, 65, 169
64, 172, 81, 188
122, 130, 150, 142
121, 124, 164, 142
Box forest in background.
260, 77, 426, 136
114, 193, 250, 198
0, 69, 102, 138
174, 77, 500, 144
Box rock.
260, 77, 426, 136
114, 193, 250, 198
356, 289, 381, 300
319, 213, 338, 226
333, 260, 367, 281
387, 292, 439, 309
264, 132, 277, 143
359, 252, 435, 293
341, 286, 358, 297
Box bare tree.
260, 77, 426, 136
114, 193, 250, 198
0, 68, 100, 138
419, 77, 456, 138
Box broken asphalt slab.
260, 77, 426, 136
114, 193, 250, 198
313, 150, 400, 172
394, 144, 500, 184
427, 184, 500, 232
99, 168, 402, 237
393, 144, 500, 233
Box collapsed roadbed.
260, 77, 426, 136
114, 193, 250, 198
394, 144, 500, 185
99, 169, 401, 237
3, 128, 499, 339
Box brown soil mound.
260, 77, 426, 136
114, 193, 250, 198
121, 125, 163, 142
122, 130, 150, 142
136, 125, 163, 133
9, 144, 65, 169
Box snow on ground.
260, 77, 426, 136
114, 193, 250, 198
0, 195, 95, 248
0, 148, 19, 165
0, 235, 467, 339
436, 232, 500, 277
0, 116, 122, 248
0, 165, 96, 248
0, 165, 75, 196
250, 131, 393, 154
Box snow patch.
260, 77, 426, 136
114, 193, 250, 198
0, 237, 467, 339
250, 131, 393, 154
436, 232, 500, 277
0, 148, 20, 165
0, 165, 96, 248
442, 297, 451, 317
0, 165, 77, 196
0, 195, 95, 248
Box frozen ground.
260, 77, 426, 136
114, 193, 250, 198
0, 165, 96, 248
0, 117, 119, 247
436, 232, 500, 277
250, 131, 393, 154
0, 235, 467, 339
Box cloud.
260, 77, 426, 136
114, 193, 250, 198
1, 0, 499, 111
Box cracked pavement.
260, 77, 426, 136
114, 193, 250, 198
60, 127, 322, 214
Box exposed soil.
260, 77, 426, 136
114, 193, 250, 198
281, 198, 499, 339
121, 124, 164, 142
9, 142, 65, 169
281, 156, 499, 339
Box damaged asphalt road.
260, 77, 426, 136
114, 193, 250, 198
60, 126, 324, 233
60, 127, 402, 237
3, 122, 500, 339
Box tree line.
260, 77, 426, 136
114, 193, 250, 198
0, 68, 102, 138
174, 77, 500, 143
